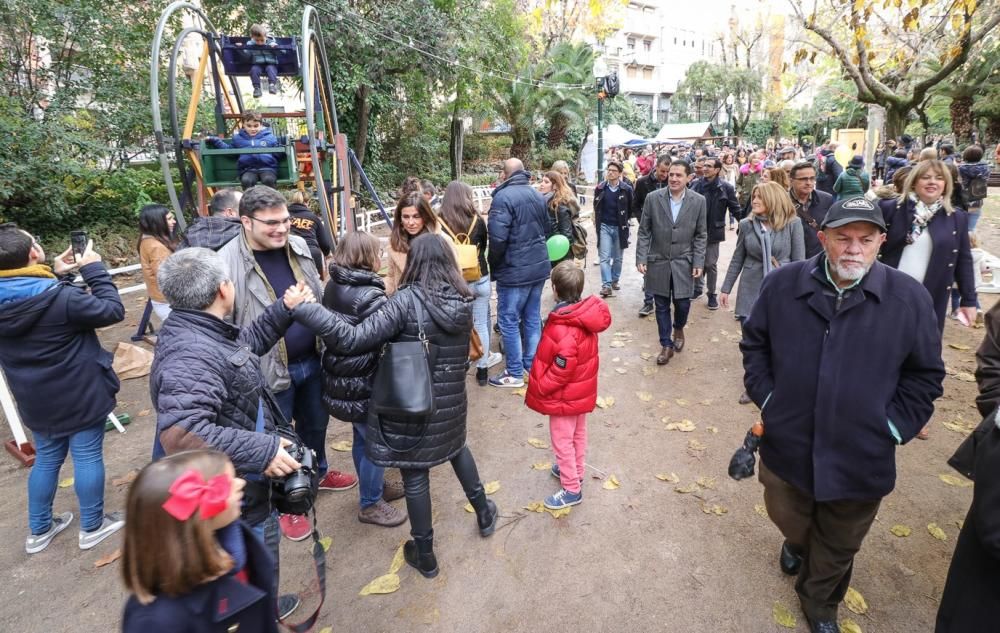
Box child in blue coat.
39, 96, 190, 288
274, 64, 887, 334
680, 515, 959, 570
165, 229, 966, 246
248, 24, 279, 98
207, 111, 282, 190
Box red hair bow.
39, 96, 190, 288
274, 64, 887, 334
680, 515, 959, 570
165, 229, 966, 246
161, 469, 232, 521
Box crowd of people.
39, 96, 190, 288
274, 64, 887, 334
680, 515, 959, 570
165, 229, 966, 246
0, 127, 998, 632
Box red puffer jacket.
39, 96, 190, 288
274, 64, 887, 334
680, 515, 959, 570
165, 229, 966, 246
526, 295, 612, 415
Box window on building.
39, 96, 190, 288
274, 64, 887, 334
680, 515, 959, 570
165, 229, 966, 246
627, 37, 636, 50
626, 66, 638, 79
642, 67, 653, 80
682, 39, 686, 47
674, 37, 677, 45
643, 39, 651, 52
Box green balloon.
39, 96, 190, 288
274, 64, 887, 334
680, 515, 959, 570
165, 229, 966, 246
547, 235, 570, 261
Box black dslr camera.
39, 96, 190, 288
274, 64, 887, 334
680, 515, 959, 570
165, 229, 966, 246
271, 442, 319, 515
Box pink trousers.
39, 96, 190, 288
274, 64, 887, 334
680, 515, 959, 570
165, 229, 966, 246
549, 414, 588, 494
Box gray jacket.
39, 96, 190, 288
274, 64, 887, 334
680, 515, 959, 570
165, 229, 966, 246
721, 215, 805, 318
218, 230, 324, 392
635, 188, 708, 298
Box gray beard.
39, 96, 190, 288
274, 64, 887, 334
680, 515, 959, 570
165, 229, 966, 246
834, 259, 871, 281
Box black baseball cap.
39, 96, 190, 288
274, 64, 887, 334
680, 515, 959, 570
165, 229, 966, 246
820, 196, 886, 232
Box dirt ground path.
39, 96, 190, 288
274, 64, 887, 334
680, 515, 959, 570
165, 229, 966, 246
2, 195, 999, 633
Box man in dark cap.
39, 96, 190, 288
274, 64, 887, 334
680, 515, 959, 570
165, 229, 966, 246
740, 197, 945, 633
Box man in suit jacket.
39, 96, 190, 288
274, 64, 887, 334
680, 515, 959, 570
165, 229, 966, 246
636, 159, 708, 365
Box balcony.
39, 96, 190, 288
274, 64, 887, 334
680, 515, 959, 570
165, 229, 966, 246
621, 75, 662, 96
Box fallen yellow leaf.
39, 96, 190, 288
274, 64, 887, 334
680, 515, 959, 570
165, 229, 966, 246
635, 391, 653, 402
655, 472, 680, 483
359, 573, 401, 595
523, 502, 545, 513
928, 523, 948, 541
948, 343, 971, 350
754, 504, 768, 518
642, 366, 657, 376
602, 474, 621, 490
111, 470, 138, 487
613, 331, 633, 338
94, 548, 121, 568
941, 419, 972, 435
954, 372, 976, 382
388, 542, 405, 574
512, 387, 527, 396
701, 503, 727, 516
706, 426, 719, 434
840, 618, 863, 633
320, 536, 332, 552
58, 478, 74, 488
527, 438, 549, 449
464, 502, 475, 513
666, 420, 696, 432
330, 440, 352, 452
545, 506, 571, 518
890, 525, 912, 537
675, 398, 689, 406
136, 409, 151, 418
844, 587, 868, 614
484, 480, 501, 495
675, 483, 700, 494
955, 519, 965, 529
318, 628, 333, 633
939, 473, 973, 487
531, 462, 552, 471
699, 399, 712, 406
710, 337, 721, 343
640, 352, 653, 361
696, 476, 716, 489
773, 601, 797, 628
614, 367, 627, 375
609, 340, 625, 348
612, 357, 621, 362
687, 439, 707, 451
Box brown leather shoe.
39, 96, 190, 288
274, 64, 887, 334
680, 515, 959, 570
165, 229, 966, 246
359, 500, 408, 527
656, 346, 674, 365
673, 327, 685, 352
382, 479, 405, 502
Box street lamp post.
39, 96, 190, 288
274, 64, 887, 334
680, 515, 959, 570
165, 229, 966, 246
695, 92, 703, 121
593, 56, 609, 183
725, 93, 735, 142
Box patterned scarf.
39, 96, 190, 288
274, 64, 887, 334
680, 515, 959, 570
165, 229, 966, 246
905, 193, 943, 245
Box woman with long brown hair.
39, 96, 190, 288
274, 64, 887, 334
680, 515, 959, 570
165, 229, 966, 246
438, 181, 502, 385
386, 192, 438, 294
538, 171, 577, 267
137, 204, 179, 321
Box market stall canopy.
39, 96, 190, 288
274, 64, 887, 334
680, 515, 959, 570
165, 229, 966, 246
579, 124, 644, 183
654, 122, 716, 141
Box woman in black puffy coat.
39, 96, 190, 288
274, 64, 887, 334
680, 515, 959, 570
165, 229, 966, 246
321, 232, 407, 528
295, 233, 498, 578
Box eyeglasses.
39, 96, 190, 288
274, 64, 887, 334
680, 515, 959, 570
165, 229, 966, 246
606, 168, 620, 174
792, 176, 817, 182
248, 215, 291, 227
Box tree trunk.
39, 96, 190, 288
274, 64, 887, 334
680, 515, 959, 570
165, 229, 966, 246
950, 95, 974, 145
547, 112, 569, 149
353, 85, 371, 166
510, 125, 532, 161
987, 117, 1000, 145
884, 107, 907, 144
449, 117, 464, 181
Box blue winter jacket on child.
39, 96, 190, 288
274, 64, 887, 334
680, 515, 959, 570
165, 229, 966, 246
208, 127, 282, 173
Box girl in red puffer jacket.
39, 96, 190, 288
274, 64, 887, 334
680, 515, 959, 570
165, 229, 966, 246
525, 262, 612, 510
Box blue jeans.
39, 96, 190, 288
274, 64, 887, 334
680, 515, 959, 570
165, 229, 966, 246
471, 275, 493, 369
250, 510, 280, 594
968, 206, 982, 232
352, 422, 385, 509
274, 355, 330, 478
598, 223, 623, 287
28, 420, 106, 534
654, 293, 691, 348
497, 282, 544, 378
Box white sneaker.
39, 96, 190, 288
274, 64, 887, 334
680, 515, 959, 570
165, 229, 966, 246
485, 352, 503, 369
26, 512, 73, 554
79, 511, 125, 550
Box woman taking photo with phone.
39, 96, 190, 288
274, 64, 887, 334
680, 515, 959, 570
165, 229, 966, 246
137, 204, 178, 321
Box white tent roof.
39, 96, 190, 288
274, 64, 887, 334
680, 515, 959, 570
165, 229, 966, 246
579, 124, 644, 184
654, 122, 715, 141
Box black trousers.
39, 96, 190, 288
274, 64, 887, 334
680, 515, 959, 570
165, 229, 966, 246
240, 169, 278, 190
400, 445, 484, 540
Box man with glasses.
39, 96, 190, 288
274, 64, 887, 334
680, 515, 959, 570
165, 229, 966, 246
218, 186, 357, 544
593, 160, 634, 298
692, 157, 740, 309
788, 161, 833, 258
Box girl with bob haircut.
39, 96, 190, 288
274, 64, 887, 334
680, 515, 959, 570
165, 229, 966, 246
386, 192, 439, 294
121, 449, 279, 633
137, 204, 178, 321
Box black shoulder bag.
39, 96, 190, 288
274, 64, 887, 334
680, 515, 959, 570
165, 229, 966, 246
370, 289, 437, 452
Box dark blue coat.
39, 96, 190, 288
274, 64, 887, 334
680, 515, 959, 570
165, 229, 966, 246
878, 197, 976, 330
122, 522, 278, 633
208, 127, 282, 173
741, 256, 944, 502
593, 179, 634, 248
487, 171, 551, 287
0, 263, 124, 437
884, 155, 909, 183
693, 176, 739, 244
791, 189, 833, 258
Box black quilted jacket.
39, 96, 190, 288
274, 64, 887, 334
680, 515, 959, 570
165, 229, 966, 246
320, 265, 387, 423
293, 284, 473, 469
150, 302, 294, 478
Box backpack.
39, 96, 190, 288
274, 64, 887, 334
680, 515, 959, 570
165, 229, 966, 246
440, 215, 482, 281
571, 221, 588, 260
966, 174, 988, 204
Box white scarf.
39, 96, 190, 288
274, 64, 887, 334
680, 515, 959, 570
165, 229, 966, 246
906, 193, 943, 244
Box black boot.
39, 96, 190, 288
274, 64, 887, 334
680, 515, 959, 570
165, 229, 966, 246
403, 535, 438, 578
476, 367, 488, 386
468, 488, 498, 537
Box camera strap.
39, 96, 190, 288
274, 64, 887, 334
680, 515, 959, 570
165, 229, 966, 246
279, 507, 326, 633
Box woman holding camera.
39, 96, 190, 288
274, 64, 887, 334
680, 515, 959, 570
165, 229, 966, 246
294, 233, 498, 578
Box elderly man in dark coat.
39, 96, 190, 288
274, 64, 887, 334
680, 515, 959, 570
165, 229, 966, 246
740, 198, 944, 633
636, 159, 707, 365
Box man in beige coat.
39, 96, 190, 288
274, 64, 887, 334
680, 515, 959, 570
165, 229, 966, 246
635, 159, 707, 365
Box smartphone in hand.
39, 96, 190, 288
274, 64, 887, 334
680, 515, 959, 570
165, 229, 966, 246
70, 230, 88, 263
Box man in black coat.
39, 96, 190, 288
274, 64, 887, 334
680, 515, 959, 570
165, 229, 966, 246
789, 161, 834, 258
179, 188, 243, 251
632, 155, 671, 316
0, 224, 126, 554
815, 144, 843, 196
692, 157, 740, 309
741, 198, 944, 633
593, 160, 635, 298
150, 247, 312, 619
